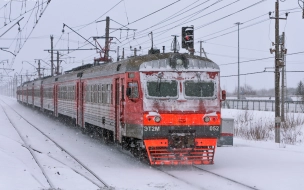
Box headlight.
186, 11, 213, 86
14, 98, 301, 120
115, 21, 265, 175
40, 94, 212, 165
204, 116, 210, 123
154, 116, 161, 123
176, 59, 183, 65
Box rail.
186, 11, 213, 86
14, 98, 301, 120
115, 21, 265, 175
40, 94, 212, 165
222, 99, 304, 113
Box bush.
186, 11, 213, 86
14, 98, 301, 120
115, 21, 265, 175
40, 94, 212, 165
234, 110, 273, 141
233, 110, 304, 144
280, 114, 304, 144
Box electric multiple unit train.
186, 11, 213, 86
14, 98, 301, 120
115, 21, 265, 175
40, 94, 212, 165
17, 52, 226, 165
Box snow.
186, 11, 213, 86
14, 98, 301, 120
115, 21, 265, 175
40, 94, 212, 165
1, 95, 304, 190
147, 112, 160, 117
203, 112, 218, 117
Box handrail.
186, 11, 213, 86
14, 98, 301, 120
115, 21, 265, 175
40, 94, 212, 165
222, 99, 304, 113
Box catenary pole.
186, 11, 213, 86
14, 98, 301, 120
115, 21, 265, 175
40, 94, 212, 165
235, 22, 242, 100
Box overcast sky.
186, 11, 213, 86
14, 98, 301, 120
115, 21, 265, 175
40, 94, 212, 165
0, 0, 303, 92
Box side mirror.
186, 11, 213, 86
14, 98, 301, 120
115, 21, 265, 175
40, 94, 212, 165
221, 90, 226, 101
126, 88, 131, 97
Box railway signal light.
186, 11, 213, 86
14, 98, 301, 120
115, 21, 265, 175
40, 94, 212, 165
181, 26, 194, 49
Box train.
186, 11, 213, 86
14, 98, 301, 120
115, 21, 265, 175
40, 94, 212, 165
17, 52, 226, 165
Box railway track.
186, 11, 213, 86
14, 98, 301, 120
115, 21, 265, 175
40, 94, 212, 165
152, 166, 204, 190
115, 145, 258, 190
0, 100, 110, 190
154, 165, 259, 190
193, 166, 259, 190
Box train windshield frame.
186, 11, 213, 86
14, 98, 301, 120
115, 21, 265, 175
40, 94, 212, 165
184, 80, 216, 99
146, 80, 178, 98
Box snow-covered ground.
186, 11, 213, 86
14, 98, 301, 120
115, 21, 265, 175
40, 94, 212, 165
1, 95, 304, 190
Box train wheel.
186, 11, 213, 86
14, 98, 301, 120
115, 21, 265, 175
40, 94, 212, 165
131, 145, 149, 163
103, 130, 111, 144
81, 127, 87, 134
139, 149, 149, 164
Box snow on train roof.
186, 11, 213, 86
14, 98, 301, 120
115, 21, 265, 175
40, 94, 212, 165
80, 53, 219, 78
139, 58, 219, 72
19, 53, 219, 86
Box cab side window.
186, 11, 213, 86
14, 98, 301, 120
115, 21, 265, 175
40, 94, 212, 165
127, 82, 139, 98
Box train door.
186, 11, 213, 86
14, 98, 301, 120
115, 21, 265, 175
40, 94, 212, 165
54, 84, 58, 117
76, 81, 84, 127
115, 78, 124, 143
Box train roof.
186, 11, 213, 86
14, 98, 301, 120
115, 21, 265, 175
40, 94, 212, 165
80, 53, 219, 79
19, 53, 219, 86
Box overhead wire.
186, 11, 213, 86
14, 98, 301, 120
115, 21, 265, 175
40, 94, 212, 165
132, 0, 208, 37
118, 0, 226, 48
62, 0, 182, 59
219, 51, 304, 66
44, 1, 126, 63
126, 0, 181, 26
103, 0, 204, 47
103, 0, 222, 55
222, 70, 304, 78
299, 0, 304, 8
133, 0, 223, 39
0, 35, 49, 40
204, 42, 268, 53
13, 1, 38, 55
196, 0, 266, 31
10, 0, 52, 65
109, 0, 182, 37
0, 0, 49, 30
200, 12, 269, 40
59, 40, 95, 58
71, 0, 124, 31
123, 0, 130, 24
118, 0, 266, 52
125, 3, 297, 52
124, 4, 301, 59
197, 8, 300, 42
205, 52, 258, 60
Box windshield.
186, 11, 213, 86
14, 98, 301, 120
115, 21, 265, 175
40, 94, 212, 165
184, 81, 215, 98
147, 80, 178, 98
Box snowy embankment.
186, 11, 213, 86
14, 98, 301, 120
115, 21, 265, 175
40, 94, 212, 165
0, 95, 304, 190
219, 109, 304, 190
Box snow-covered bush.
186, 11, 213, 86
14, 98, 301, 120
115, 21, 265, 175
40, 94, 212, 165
233, 110, 304, 144
234, 110, 273, 141
281, 114, 304, 144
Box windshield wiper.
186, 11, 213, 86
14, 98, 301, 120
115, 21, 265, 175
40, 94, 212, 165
156, 78, 161, 95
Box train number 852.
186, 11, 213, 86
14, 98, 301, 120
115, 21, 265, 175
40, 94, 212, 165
209, 126, 220, 131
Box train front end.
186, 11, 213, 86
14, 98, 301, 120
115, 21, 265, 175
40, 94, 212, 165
139, 54, 223, 165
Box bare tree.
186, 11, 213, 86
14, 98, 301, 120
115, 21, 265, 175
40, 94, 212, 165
233, 84, 256, 96
296, 81, 304, 101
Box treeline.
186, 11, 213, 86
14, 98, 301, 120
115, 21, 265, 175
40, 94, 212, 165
226, 84, 297, 97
